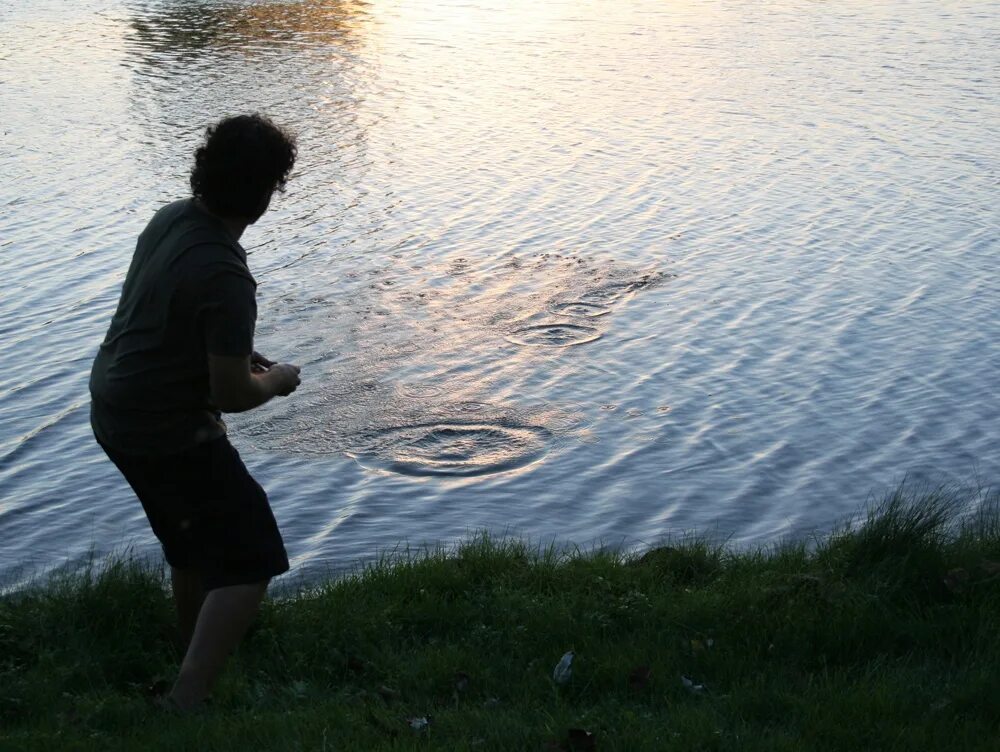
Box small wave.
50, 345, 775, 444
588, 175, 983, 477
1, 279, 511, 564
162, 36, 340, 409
550, 301, 612, 318
347, 421, 552, 478
505, 322, 602, 347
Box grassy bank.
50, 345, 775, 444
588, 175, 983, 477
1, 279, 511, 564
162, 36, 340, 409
2, 485, 999, 751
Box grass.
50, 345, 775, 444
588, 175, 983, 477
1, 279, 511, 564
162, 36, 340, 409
1, 483, 999, 751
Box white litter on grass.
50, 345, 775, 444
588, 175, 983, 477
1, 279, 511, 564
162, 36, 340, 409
553, 651, 575, 684
407, 716, 431, 731
681, 675, 706, 693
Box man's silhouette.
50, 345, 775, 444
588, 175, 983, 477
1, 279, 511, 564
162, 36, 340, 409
90, 114, 300, 710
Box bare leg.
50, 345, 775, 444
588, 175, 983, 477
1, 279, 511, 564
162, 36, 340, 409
170, 567, 205, 647
168, 579, 269, 710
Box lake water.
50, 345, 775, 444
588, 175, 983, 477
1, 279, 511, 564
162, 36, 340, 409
1, 0, 997, 587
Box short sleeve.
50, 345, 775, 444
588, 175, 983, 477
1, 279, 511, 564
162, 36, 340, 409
201, 269, 257, 358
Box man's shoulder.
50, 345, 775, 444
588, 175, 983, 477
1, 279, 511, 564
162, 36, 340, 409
157, 201, 247, 268
180, 247, 257, 297
145, 198, 194, 231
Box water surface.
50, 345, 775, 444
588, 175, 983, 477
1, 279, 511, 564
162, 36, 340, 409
1, 0, 997, 585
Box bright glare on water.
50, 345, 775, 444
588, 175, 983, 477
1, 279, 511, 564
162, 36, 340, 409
1, 0, 997, 585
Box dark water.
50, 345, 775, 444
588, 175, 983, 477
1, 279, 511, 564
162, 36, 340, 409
1, 0, 998, 586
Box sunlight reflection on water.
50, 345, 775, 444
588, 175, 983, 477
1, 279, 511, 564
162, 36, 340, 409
0, 0, 997, 585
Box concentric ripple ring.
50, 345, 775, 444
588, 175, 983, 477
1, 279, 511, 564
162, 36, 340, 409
348, 422, 552, 477
550, 301, 612, 318
506, 322, 602, 347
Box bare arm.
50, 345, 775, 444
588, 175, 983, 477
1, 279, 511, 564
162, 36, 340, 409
208, 354, 300, 413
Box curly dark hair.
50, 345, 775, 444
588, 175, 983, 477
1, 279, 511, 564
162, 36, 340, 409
190, 114, 297, 220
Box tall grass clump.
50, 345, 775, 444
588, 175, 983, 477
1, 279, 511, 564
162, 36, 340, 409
817, 484, 957, 596
1, 484, 998, 751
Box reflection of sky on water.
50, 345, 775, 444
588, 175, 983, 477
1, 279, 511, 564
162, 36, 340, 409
122, 1, 374, 229
0, 0, 997, 587
127, 0, 365, 56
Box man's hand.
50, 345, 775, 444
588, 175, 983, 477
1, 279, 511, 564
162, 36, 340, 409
209, 354, 301, 412
263, 363, 301, 396
251, 351, 275, 373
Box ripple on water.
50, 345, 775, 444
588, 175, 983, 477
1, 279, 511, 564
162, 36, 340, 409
545, 408, 588, 431
397, 383, 445, 399
456, 400, 490, 412
321, 378, 380, 398
506, 322, 602, 347
348, 421, 552, 478
578, 272, 667, 306
579, 282, 635, 306
550, 301, 612, 318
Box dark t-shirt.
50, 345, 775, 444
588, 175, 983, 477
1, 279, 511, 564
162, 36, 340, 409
90, 198, 256, 455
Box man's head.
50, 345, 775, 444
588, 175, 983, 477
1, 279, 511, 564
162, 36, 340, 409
190, 114, 296, 223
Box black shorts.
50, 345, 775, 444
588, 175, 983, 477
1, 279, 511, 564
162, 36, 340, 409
98, 435, 289, 591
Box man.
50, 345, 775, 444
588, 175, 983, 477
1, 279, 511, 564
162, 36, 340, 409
89, 114, 301, 711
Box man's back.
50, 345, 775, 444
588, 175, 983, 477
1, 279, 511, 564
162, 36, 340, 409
90, 198, 256, 455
